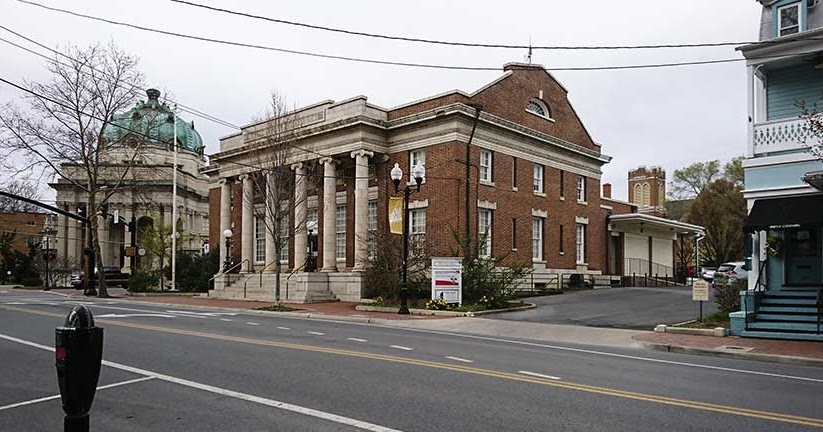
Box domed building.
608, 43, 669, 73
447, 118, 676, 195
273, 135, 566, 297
50, 88, 211, 276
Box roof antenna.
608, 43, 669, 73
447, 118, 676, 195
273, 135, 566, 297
524, 35, 533, 64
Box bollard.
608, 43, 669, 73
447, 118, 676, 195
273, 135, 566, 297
55, 305, 104, 432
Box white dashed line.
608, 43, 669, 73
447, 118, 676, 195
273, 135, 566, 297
308, 331, 325, 336
518, 370, 562, 381
347, 338, 367, 342
0, 376, 155, 412
390, 345, 413, 351
220, 318, 233, 322
277, 326, 291, 330
445, 356, 474, 363
246, 322, 260, 326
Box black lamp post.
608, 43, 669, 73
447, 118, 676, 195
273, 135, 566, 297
222, 229, 233, 273
390, 161, 426, 315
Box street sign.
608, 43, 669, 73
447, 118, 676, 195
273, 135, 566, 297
692, 280, 710, 302
124, 246, 136, 257
431, 257, 462, 305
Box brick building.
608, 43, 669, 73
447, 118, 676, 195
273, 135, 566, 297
205, 63, 702, 301
628, 166, 667, 218
0, 211, 47, 258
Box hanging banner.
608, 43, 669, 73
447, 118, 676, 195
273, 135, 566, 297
388, 196, 404, 234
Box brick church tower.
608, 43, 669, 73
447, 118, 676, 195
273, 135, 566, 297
628, 166, 667, 218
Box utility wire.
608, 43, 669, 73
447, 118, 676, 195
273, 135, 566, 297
16, 0, 764, 72
171, 0, 763, 51
0, 25, 241, 130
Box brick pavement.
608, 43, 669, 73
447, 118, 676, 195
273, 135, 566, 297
634, 332, 823, 361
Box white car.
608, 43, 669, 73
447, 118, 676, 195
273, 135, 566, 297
714, 262, 748, 285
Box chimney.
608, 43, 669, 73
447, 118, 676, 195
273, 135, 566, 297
603, 183, 612, 199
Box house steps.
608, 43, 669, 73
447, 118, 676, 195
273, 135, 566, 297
742, 289, 822, 342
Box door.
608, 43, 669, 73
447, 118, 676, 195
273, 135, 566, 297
785, 227, 822, 286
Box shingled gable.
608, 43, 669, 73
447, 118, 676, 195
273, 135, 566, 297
386, 63, 599, 152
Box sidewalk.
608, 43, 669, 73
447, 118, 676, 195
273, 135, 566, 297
39, 289, 823, 367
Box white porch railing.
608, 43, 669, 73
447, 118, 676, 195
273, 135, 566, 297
753, 118, 812, 156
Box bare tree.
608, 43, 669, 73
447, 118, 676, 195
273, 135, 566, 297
246, 91, 307, 303
799, 96, 823, 160
0, 43, 149, 297
0, 179, 41, 212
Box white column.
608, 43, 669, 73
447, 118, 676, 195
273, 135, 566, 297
351, 150, 373, 271
96, 215, 109, 268
319, 157, 338, 272
57, 203, 67, 259
66, 204, 78, 265
219, 179, 231, 272
747, 64, 756, 158
292, 163, 307, 271
241, 174, 254, 273
264, 172, 276, 273
122, 209, 133, 274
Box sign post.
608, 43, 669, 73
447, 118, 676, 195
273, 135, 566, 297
431, 257, 462, 305
692, 279, 710, 321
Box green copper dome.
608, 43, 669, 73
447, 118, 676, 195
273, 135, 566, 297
104, 88, 203, 153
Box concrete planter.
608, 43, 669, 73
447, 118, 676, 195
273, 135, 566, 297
654, 324, 728, 337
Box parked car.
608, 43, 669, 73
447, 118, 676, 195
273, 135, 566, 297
713, 261, 748, 286
71, 267, 130, 289
700, 267, 717, 281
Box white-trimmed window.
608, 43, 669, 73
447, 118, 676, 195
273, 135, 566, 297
478, 209, 492, 258
577, 176, 586, 202
532, 217, 544, 262
410, 208, 426, 254
278, 213, 289, 262
576, 224, 586, 264
479, 149, 492, 182
526, 98, 551, 119
254, 216, 265, 263
777, 2, 801, 37
410, 149, 426, 173
335, 205, 346, 261
368, 200, 377, 258
533, 164, 544, 193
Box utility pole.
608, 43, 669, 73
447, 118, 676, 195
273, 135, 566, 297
464, 104, 483, 262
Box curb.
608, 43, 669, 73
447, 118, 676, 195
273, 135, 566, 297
101, 297, 388, 325
355, 302, 536, 317
638, 341, 823, 368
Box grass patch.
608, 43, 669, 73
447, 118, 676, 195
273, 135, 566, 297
674, 311, 729, 329
255, 304, 300, 312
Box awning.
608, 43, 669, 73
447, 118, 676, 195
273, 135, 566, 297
745, 195, 823, 230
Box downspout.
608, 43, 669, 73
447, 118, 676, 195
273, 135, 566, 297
694, 232, 705, 281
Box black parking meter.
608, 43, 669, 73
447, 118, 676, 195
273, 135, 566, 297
55, 305, 104, 432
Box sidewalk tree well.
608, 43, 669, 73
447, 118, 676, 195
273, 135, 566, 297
0, 42, 149, 297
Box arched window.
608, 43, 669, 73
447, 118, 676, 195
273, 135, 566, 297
633, 184, 642, 205
526, 98, 551, 119
641, 183, 651, 207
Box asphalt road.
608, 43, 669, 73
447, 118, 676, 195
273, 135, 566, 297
494, 286, 719, 329
1, 290, 821, 431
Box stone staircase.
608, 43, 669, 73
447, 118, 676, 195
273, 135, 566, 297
741, 288, 823, 342
208, 272, 337, 303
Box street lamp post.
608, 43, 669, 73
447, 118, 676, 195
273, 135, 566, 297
223, 229, 233, 273
41, 235, 50, 291
390, 162, 426, 315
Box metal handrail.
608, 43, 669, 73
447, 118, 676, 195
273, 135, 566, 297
241, 259, 283, 298
745, 259, 767, 331
205, 259, 249, 297
817, 286, 822, 335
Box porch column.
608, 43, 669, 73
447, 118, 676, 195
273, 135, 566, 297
240, 174, 254, 273
319, 157, 338, 272
351, 150, 373, 271
264, 172, 276, 273
292, 163, 307, 272
747, 65, 755, 158
219, 179, 231, 272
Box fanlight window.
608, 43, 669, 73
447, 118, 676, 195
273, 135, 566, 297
526, 98, 551, 119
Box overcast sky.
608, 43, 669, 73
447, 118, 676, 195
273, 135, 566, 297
0, 0, 763, 201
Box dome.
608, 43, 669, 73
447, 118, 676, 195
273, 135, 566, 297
103, 88, 204, 153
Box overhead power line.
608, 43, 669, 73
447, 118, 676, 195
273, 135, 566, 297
0, 25, 241, 130
171, 0, 760, 51
17, 0, 755, 72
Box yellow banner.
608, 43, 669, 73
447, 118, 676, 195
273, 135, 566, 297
388, 197, 404, 235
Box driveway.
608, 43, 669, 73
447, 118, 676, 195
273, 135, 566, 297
493, 286, 718, 330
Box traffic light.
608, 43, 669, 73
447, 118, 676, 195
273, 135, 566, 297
98, 202, 109, 218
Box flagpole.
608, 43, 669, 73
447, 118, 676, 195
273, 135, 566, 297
171, 103, 178, 291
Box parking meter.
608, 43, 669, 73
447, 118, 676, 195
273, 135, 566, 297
55, 305, 104, 432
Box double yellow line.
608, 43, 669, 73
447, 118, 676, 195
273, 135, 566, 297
5, 304, 823, 428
